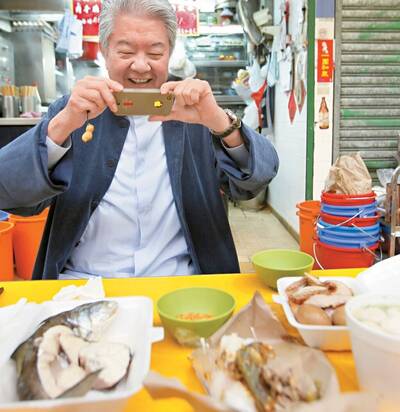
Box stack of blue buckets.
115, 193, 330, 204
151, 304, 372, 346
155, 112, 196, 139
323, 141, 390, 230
315, 192, 380, 269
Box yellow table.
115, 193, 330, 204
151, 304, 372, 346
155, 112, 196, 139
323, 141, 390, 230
0, 269, 362, 412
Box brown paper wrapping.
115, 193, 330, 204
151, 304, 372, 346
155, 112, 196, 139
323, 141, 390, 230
324, 153, 372, 195
144, 293, 379, 412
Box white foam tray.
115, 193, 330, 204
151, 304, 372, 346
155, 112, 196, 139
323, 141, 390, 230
0, 296, 163, 411
274, 276, 362, 351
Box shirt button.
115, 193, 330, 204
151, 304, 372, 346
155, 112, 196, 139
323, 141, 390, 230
106, 159, 116, 168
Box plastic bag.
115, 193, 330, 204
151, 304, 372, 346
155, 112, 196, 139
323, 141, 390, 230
242, 101, 259, 129
169, 38, 196, 79
377, 168, 400, 186
324, 153, 372, 195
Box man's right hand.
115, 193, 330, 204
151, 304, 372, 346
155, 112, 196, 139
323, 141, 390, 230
48, 76, 123, 146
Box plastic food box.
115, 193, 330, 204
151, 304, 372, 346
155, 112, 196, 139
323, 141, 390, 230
345, 293, 400, 411
0, 296, 163, 412
274, 276, 362, 351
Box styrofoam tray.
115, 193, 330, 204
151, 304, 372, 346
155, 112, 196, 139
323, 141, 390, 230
274, 276, 362, 351
0, 296, 163, 411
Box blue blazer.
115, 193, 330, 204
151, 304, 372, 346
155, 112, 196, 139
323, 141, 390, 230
0, 96, 279, 279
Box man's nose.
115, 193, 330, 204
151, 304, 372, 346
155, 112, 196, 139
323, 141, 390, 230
130, 56, 151, 72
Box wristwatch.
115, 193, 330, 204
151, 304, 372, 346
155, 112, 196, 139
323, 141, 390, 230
210, 109, 242, 139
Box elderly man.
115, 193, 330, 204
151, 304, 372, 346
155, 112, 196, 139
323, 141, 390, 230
0, 0, 278, 280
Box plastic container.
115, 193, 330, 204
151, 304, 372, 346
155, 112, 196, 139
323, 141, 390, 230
320, 212, 379, 227
0, 211, 8, 221
321, 191, 376, 206
0, 296, 164, 412
296, 200, 320, 257
0, 221, 14, 281
322, 191, 375, 200
321, 202, 377, 217
317, 219, 380, 248
274, 276, 361, 351
346, 294, 400, 412
314, 239, 378, 269
8, 209, 48, 280
318, 233, 378, 249
321, 192, 376, 199
317, 219, 380, 237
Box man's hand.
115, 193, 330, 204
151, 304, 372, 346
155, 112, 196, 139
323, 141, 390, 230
149, 79, 244, 147
48, 76, 123, 146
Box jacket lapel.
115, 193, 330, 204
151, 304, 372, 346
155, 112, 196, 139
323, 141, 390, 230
162, 121, 185, 210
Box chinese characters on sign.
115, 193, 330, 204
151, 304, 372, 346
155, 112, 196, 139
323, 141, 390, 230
72, 0, 102, 40
171, 2, 199, 36
317, 39, 334, 83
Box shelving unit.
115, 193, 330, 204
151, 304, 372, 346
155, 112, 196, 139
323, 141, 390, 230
183, 26, 247, 112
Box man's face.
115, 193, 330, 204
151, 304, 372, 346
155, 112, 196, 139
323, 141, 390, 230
102, 14, 171, 89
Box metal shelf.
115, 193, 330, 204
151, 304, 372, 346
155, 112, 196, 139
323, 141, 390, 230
214, 95, 245, 105
193, 60, 247, 68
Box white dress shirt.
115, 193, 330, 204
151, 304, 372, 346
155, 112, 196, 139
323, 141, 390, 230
47, 116, 249, 279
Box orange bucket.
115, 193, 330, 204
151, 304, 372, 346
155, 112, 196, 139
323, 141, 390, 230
9, 208, 48, 280
296, 201, 321, 259
0, 221, 14, 281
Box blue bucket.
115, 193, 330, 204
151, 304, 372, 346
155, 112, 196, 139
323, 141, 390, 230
318, 232, 378, 249
317, 219, 380, 238
0, 210, 8, 221
321, 201, 377, 217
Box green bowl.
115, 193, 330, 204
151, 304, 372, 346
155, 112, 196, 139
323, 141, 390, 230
157, 287, 235, 346
252, 249, 314, 290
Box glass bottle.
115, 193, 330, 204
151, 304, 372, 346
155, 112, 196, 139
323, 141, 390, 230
318, 97, 329, 129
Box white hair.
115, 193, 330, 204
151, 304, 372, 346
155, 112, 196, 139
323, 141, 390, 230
99, 0, 177, 52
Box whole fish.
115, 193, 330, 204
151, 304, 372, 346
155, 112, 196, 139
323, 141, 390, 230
12, 300, 118, 400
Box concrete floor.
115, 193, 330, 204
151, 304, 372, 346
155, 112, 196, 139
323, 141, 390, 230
228, 203, 299, 273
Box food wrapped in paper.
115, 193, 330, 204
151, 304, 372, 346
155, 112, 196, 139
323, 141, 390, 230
144, 293, 379, 412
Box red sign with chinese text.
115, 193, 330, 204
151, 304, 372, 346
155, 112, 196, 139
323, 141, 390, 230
317, 39, 334, 83
72, 0, 102, 40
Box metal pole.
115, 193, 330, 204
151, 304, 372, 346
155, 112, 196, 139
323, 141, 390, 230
389, 165, 400, 257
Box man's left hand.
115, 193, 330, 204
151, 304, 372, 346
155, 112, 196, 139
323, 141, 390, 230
149, 79, 228, 131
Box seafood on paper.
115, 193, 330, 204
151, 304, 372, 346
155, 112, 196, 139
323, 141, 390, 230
191, 333, 320, 412
11, 301, 132, 401
285, 273, 353, 326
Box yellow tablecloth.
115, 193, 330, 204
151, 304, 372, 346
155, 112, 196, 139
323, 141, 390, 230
0, 269, 362, 411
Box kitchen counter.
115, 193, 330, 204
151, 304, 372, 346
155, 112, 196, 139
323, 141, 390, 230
0, 117, 41, 126
0, 269, 362, 411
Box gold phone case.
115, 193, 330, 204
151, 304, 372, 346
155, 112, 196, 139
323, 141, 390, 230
113, 88, 174, 116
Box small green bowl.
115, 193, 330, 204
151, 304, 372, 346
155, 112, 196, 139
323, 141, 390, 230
252, 248, 314, 290
157, 287, 235, 346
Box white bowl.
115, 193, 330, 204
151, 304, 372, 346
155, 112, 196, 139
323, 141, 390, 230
275, 276, 361, 351
346, 293, 400, 412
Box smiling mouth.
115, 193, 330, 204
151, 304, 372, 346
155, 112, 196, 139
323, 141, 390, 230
129, 78, 152, 85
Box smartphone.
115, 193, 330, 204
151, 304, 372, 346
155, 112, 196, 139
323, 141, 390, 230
113, 88, 175, 116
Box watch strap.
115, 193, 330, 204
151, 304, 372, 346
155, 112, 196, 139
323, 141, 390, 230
210, 109, 242, 139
